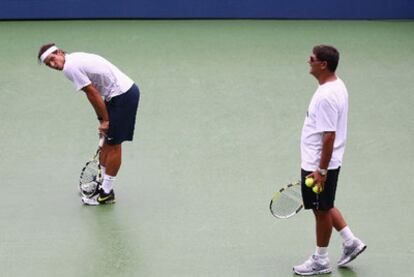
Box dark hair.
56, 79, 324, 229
313, 45, 340, 72
38, 43, 58, 62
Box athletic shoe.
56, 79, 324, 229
81, 188, 115, 206
293, 255, 332, 275
337, 238, 367, 267
81, 195, 100, 206
97, 189, 116, 204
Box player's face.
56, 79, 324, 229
308, 54, 324, 77
44, 52, 65, 71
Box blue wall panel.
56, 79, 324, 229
0, 0, 413, 20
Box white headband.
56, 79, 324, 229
40, 45, 59, 62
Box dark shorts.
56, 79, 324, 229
105, 84, 140, 145
301, 167, 340, 211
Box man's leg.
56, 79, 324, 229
102, 143, 122, 177
332, 207, 367, 267
97, 143, 122, 203
314, 209, 333, 247
294, 170, 334, 275
330, 207, 347, 231
293, 210, 333, 275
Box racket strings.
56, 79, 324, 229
79, 160, 100, 197
80, 160, 99, 184
79, 140, 103, 198
270, 184, 303, 218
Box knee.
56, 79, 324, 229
104, 143, 122, 152
313, 209, 331, 219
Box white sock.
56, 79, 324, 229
339, 226, 356, 245
102, 175, 116, 193
101, 165, 106, 181
101, 166, 106, 179
315, 247, 328, 259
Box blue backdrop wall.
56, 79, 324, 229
0, 0, 413, 20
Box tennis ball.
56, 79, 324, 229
305, 177, 314, 187
312, 185, 322, 194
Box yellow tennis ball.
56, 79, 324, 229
305, 177, 314, 187
312, 185, 321, 194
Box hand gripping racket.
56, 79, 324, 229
269, 181, 303, 219
79, 136, 105, 198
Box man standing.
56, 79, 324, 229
293, 45, 366, 275
38, 43, 140, 205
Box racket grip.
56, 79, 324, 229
98, 136, 105, 148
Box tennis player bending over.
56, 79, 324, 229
293, 45, 366, 275
38, 43, 140, 205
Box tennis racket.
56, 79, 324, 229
269, 181, 303, 219
79, 136, 105, 198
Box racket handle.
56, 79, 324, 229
98, 136, 105, 148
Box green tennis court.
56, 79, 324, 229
0, 20, 413, 276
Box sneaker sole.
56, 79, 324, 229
81, 197, 116, 206
81, 197, 100, 206
293, 268, 332, 276
338, 244, 367, 267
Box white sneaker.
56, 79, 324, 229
293, 255, 332, 275
337, 238, 367, 267
81, 195, 100, 206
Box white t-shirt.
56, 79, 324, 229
63, 52, 134, 101
301, 78, 349, 171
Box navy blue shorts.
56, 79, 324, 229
105, 84, 140, 145
301, 167, 340, 211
